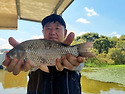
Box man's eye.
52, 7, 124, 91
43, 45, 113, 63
56, 27, 59, 30
47, 27, 51, 30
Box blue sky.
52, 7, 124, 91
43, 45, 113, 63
0, 0, 125, 49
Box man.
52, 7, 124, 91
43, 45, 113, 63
3, 14, 86, 94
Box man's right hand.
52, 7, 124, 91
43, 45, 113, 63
2, 37, 31, 75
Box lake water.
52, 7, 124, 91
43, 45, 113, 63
0, 70, 125, 94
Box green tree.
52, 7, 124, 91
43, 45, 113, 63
100, 35, 108, 39
111, 36, 118, 41
116, 41, 125, 51
116, 35, 125, 51
93, 38, 110, 54
75, 36, 81, 41
119, 35, 125, 41
81, 33, 99, 42
108, 37, 117, 48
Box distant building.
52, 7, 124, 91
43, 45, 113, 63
0, 53, 5, 64
0, 53, 5, 69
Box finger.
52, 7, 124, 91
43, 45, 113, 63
77, 56, 85, 63
9, 37, 19, 47
22, 59, 31, 72
66, 54, 80, 66
6, 59, 18, 72
5, 54, 8, 60
55, 58, 64, 71
63, 32, 74, 46
13, 60, 23, 75
2, 58, 11, 67
61, 56, 74, 70
4, 52, 9, 59
80, 52, 95, 58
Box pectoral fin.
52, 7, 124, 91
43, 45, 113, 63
39, 65, 49, 73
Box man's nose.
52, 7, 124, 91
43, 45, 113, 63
50, 28, 56, 34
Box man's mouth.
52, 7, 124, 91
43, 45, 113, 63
49, 37, 58, 40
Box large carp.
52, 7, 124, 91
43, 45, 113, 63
7, 39, 94, 67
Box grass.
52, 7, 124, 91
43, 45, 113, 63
81, 65, 125, 86
84, 62, 109, 67
106, 65, 125, 68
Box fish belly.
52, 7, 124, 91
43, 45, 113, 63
26, 46, 79, 67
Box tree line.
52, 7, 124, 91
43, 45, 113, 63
72, 33, 125, 66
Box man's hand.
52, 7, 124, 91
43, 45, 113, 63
55, 32, 85, 71
2, 37, 31, 75
2, 33, 85, 74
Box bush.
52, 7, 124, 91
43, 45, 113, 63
84, 57, 108, 67
109, 48, 125, 64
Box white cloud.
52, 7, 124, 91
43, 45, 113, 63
67, 30, 89, 38
111, 32, 121, 38
0, 36, 44, 49
112, 32, 116, 35
0, 37, 11, 49
30, 35, 43, 39
0, 43, 12, 49
0, 38, 6, 42
115, 34, 121, 38
76, 18, 90, 24
84, 7, 98, 17
77, 32, 89, 36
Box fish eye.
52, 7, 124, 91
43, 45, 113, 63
11, 50, 17, 56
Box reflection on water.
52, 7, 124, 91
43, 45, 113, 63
81, 76, 125, 94
0, 70, 28, 94
0, 70, 125, 94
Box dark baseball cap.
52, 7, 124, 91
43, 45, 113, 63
41, 14, 66, 28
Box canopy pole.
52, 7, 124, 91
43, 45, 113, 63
52, 0, 64, 14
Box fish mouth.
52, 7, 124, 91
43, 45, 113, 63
6, 52, 11, 58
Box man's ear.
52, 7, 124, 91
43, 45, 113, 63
42, 30, 44, 33
64, 29, 67, 38
42, 30, 45, 35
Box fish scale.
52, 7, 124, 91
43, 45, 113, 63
7, 39, 95, 68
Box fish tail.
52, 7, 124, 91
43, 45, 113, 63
77, 42, 95, 57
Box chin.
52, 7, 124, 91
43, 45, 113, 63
49, 38, 58, 42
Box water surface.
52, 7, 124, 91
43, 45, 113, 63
81, 76, 125, 94
0, 70, 125, 94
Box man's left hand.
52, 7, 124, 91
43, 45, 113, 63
55, 32, 85, 71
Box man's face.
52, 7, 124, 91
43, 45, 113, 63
42, 21, 67, 42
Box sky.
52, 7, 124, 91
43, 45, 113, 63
0, 0, 125, 49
